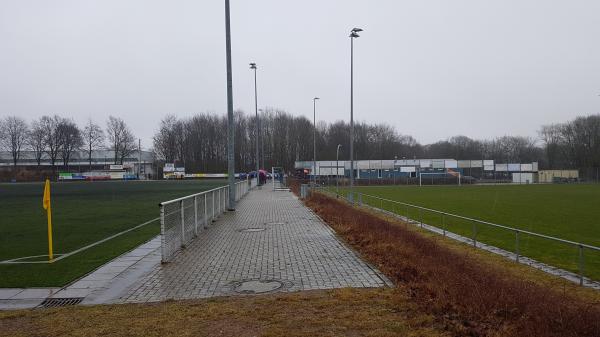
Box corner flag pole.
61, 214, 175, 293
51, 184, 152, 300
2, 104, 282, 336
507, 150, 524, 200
43, 179, 54, 261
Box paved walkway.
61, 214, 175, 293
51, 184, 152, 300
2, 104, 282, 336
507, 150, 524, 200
0, 187, 390, 309
121, 187, 390, 303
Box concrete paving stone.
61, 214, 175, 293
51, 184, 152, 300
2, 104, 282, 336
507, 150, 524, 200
79, 273, 119, 282
0, 289, 23, 300
51, 288, 93, 299
0, 299, 45, 310
67, 280, 111, 290
10, 288, 59, 300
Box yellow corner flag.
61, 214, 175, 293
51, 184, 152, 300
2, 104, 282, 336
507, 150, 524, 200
43, 179, 54, 261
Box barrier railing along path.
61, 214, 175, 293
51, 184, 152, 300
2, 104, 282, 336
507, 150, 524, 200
159, 179, 255, 262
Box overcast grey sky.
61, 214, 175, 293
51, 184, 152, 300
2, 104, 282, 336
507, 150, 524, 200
1, 0, 599, 148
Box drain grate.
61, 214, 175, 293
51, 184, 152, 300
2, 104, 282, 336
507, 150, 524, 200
38, 297, 83, 308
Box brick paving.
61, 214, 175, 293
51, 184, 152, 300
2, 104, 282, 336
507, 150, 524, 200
121, 187, 390, 303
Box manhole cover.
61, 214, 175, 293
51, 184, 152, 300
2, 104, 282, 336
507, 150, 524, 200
234, 280, 283, 294
238, 228, 266, 232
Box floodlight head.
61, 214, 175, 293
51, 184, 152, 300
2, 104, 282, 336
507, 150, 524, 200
350, 32, 360, 38
351, 28, 363, 33
249, 62, 257, 69
314, 97, 320, 100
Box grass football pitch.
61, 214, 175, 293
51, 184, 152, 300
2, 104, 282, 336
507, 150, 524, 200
0, 179, 227, 287
339, 184, 600, 281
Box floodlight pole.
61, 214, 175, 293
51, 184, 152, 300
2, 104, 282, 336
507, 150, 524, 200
349, 28, 362, 201
336, 144, 342, 194
225, 0, 235, 210
259, 108, 264, 169
250, 63, 260, 185
313, 97, 319, 185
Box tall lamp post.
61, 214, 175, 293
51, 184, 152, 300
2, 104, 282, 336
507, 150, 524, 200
349, 27, 362, 201
225, 0, 235, 210
336, 144, 342, 194
258, 108, 264, 170
250, 62, 260, 185
313, 97, 320, 185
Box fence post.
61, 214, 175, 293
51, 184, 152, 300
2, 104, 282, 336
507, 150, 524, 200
579, 245, 584, 286
204, 193, 208, 229
515, 230, 520, 262
472, 222, 477, 247
194, 195, 198, 237
160, 203, 166, 263
419, 208, 423, 228
441, 214, 446, 236
180, 200, 185, 247
212, 190, 215, 221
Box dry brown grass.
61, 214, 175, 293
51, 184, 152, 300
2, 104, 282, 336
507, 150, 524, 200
0, 289, 449, 337
303, 190, 600, 337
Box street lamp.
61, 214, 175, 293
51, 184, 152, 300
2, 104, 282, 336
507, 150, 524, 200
313, 97, 320, 185
258, 108, 264, 169
225, 0, 236, 210
336, 144, 342, 194
250, 62, 260, 185
349, 27, 362, 201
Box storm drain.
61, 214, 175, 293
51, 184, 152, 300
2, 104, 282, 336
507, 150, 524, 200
38, 297, 83, 308
238, 228, 266, 233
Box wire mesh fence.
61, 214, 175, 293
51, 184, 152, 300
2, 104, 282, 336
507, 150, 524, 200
315, 186, 600, 286
159, 179, 253, 262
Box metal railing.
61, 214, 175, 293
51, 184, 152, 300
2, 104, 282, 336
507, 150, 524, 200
320, 188, 600, 286
159, 179, 253, 262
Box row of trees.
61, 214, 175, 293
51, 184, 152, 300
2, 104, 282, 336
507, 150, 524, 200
540, 115, 600, 170
0, 115, 137, 172
3, 110, 598, 174
153, 109, 592, 172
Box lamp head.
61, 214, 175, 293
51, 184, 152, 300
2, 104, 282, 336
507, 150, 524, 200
350, 28, 363, 38
249, 62, 257, 69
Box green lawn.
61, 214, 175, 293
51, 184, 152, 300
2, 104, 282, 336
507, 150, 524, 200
0, 180, 226, 287
337, 184, 600, 281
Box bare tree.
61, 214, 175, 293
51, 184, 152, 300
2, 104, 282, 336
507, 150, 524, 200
58, 119, 83, 169
0, 116, 29, 178
106, 116, 136, 164
40, 115, 65, 173
83, 119, 105, 169
28, 119, 46, 166
153, 115, 178, 163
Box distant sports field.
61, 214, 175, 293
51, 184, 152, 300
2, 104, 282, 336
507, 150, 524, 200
0, 180, 226, 287
345, 184, 600, 281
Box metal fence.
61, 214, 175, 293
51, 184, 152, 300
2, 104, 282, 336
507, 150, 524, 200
159, 179, 253, 262
320, 188, 600, 286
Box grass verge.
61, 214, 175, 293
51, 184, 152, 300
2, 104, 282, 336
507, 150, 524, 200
0, 289, 450, 337
303, 190, 600, 337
